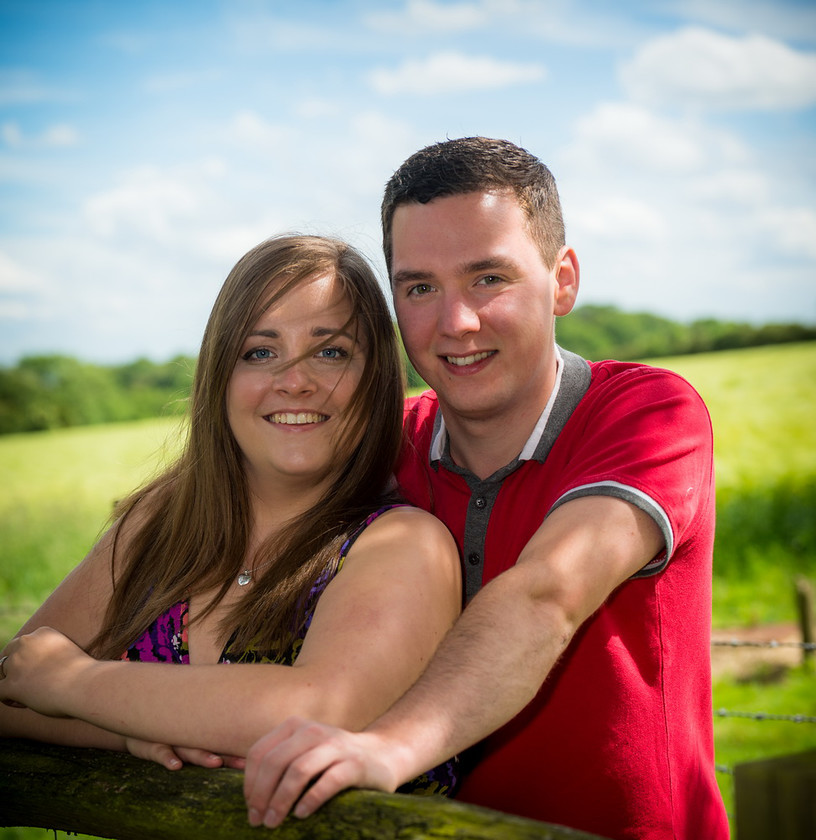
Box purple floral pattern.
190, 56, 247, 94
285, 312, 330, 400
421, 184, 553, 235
121, 505, 459, 797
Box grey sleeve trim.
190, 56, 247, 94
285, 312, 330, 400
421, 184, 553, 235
549, 481, 673, 577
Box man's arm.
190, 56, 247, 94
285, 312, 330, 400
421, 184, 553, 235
244, 494, 663, 828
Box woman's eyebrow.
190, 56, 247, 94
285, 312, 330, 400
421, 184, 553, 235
247, 326, 354, 338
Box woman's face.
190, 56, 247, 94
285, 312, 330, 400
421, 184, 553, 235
226, 272, 366, 494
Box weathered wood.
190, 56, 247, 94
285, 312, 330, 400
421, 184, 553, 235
0, 738, 606, 839
734, 748, 816, 840
794, 576, 814, 665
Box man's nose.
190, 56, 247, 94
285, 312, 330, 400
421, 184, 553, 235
439, 295, 480, 337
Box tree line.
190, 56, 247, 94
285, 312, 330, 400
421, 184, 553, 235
2, 306, 814, 435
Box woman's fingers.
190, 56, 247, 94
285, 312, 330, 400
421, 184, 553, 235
125, 739, 231, 771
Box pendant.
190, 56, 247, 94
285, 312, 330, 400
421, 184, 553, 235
237, 571, 252, 586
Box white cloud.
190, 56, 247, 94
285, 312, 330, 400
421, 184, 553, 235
570, 103, 706, 171
295, 99, 342, 119
0, 69, 71, 105
228, 111, 290, 150
563, 102, 748, 177
571, 195, 668, 242
669, 0, 816, 45
689, 169, 769, 204
756, 206, 816, 260
0, 250, 48, 293
368, 51, 545, 95
0, 300, 31, 320
41, 124, 80, 147
83, 163, 217, 244
621, 27, 816, 110
1, 121, 79, 149
363, 0, 640, 47
1, 123, 23, 148
143, 70, 220, 94
365, 0, 487, 33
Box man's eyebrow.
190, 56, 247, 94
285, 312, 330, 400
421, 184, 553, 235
461, 257, 520, 275
392, 269, 434, 286
392, 257, 520, 285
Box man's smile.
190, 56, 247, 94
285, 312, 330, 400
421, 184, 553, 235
444, 351, 495, 367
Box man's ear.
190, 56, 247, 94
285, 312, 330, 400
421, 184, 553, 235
553, 246, 579, 316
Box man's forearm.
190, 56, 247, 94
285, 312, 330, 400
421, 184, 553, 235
363, 564, 574, 782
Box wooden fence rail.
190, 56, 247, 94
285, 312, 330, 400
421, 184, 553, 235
0, 738, 606, 840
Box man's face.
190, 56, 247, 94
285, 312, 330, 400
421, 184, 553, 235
391, 190, 576, 427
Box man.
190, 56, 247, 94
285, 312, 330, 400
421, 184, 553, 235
244, 137, 729, 840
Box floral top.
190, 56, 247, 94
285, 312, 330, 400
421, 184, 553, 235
121, 505, 459, 798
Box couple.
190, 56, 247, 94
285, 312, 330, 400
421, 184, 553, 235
0, 137, 729, 840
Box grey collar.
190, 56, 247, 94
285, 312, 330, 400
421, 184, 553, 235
431, 346, 592, 485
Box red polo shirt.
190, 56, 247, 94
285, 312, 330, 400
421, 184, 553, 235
396, 349, 728, 840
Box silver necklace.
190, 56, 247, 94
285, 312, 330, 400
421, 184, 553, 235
237, 559, 275, 586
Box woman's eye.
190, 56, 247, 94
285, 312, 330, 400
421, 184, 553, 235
317, 346, 348, 360
242, 347, 273, 361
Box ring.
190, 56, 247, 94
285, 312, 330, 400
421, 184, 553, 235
0, 655, 7, 680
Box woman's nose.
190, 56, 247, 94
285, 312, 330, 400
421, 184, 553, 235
272, 360, 318, 394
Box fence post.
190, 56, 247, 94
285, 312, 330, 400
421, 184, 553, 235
734, 749, 816, 840
794, 576, 814, 667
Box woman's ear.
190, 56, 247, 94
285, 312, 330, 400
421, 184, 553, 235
553, 246, 579, 316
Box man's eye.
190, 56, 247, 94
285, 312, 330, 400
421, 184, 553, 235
478, 275, 503, 286
408, 283, 433, 296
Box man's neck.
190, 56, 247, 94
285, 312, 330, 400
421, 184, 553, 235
438, 348, 564, 480
445, 417, 527, 480
442, 382, 560, 481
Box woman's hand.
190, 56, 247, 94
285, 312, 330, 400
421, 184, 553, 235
125, 737, 246, 771
244, 716, 398, 828
0, 626, 96, 717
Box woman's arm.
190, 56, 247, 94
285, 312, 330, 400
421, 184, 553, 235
0, 507, 462, 758
0, 523, 117, 742
0, 516, 238, 769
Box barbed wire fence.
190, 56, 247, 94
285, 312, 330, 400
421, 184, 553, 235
4, 599, 815, 835
711, 632, 815, 836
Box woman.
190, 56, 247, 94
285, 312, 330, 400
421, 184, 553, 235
0, 235, 461, 794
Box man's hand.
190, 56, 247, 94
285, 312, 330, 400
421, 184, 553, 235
243, 716, 398, 828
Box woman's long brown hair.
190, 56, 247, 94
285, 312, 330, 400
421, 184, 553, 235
90, 235, 405, 659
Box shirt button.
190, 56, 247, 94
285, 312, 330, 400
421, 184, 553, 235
468, 552, 480, 566
475, 497, 486, 509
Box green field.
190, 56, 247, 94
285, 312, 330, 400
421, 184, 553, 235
1, 342, 815, 838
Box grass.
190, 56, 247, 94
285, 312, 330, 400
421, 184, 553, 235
712, 665, 816, 829
0, 417, 185, 642
648, 343, 816, 835
648, 343, 816, 629
1, 342, 815, 840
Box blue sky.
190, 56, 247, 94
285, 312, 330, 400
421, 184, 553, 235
1, 0, 815, 365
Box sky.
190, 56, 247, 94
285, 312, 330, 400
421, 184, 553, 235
1, 0, 815, 366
